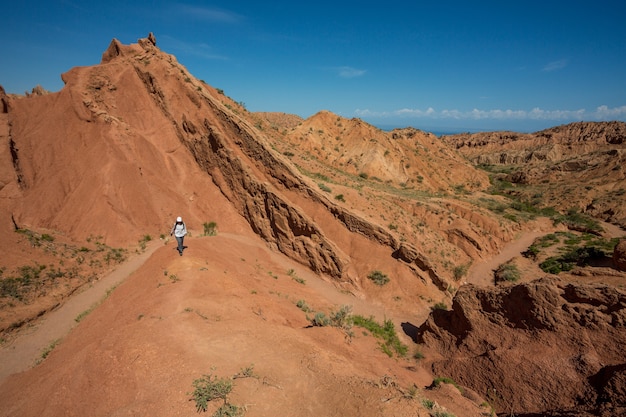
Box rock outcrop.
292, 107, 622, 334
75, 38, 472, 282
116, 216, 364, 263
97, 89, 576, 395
419, 278, 626, 416
614, 239, 626, 271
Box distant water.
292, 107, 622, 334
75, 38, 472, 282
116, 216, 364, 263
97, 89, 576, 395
374, 124, 484, 136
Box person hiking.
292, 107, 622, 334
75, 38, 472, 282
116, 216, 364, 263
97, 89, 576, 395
170, 216, 187, 256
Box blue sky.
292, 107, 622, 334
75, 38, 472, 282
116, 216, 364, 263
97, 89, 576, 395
2, 1, 626, 133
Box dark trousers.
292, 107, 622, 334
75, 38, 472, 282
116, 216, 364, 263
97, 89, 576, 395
175, 236, 184, 254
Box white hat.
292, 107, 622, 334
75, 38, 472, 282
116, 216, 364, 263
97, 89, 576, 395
176, 216, 182, 222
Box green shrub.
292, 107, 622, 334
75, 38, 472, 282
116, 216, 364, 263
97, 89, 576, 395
213, 404, 242, 417
318, 183, 332, 193
329, 305, 353, 330
351, 315, 408, 357
432, 376, 463, 394
296, 299, 311, 313
452, 264, 469, 280
334, 194, 345, 202
495, 263, 520, 282
367, 270, 390, 286
203, 222, 218, 236
190, 374, 233, 412
311, 312, 330, 327
522, 244, 540, 259
539, 245, 607, 274
555, 209, 603, 233
431, 302, 447, 311
421, 398, 435, 409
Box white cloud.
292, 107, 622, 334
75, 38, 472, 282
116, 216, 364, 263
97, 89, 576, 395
542, 59, 568, 72
176, 4, 243, 23
354, 106, 626, 122
594, 105, 626, 119
160, 35, 229, 60
337, 66, 366, 78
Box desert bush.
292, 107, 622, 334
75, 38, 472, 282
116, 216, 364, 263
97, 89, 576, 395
329, 305, 353, 330
495, 263, 520, 283
104, 247, 127, 264
318, 183, 332, 193
138, 234, 152, 250
452, 264, 469, 280
334, 194, 345, 202
422, 398, 435, 409
540, 245, 607, 274
287, 269, 305, 284
351, 315, 408, 357
554, 209, 603, 233
311, 312, 330, 327
431, 302, 447, 311
203, 222, 218, 236
212, 404, 242, 417
190, 374, 233, 412
367, 270, 390, 286
432, 377, 463, 394
296, 299, 312, 313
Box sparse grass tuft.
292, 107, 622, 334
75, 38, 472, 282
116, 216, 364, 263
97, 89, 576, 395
351, 315, 408, 357
367, 270, 390, 286
203, 222, 218, 236
190, 374, 233, 412
431, 302, 447, 311
432, 376, 463, 394
495, 263, 520, 282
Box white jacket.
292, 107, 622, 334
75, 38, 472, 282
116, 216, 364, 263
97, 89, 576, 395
171, 222, 187, 238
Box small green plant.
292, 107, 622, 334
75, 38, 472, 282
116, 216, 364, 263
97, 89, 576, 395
296, 299, 312, 313
38, 338, 60, 363
367, 270, 390, 286
138, 235, 152, 250
190, 374, 233, 412
329, 305, 353, 330
288, 269, 305, 284
413, 350, 425, 360
452, 264, 469, 280
212, 404, 242, 417
403, 384, 419, 399
540, 245, 607, 274
203, 222, 218, 236
75, 304, 97, 323
104, 247, 127, 264
351, 315, 408, 357
318, 183, 332, 193
432, 377, 463, 394
234, 364, 256, 379
495, 263, 520, 282
431, 302, 447, 311
421, 398, 435, 409
334, 194, 345, 202
311, 312, 330, 327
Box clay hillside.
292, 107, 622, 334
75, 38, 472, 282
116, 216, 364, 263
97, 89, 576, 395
441, 123, 626, 229
0, 34, 625, 417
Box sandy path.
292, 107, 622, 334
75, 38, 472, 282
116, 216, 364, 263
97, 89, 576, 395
466, 219, 626, 287
0, 241, 161, 383
466, 230, 546, 286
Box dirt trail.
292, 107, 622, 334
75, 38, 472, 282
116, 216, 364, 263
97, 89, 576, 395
0, 241, 161, 383
466, 218, 626, 287
466, 229, 547, 286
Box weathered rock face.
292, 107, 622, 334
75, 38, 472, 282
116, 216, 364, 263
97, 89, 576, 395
441, 121, 626, 229
419, 278, 626, 416
614, 240, 626, 271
